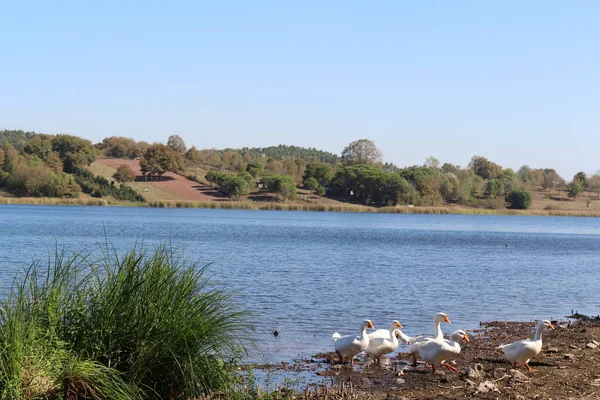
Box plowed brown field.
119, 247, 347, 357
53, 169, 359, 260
94, 158, 215, 201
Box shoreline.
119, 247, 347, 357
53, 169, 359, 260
3, 197, 600, 217
240, 317, 600, 399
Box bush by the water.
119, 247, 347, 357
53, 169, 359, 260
505, 190, 533, 209
0, 245, 253, 399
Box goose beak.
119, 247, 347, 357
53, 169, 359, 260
444, 315, 451, 323
368, 321, 375, 329
396, 321, 403, 328
463, 334, 470, 342
548, 322, 555, 330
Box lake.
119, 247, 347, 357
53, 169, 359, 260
1, 205, 599, 363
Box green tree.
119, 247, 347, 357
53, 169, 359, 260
541, 169, 561, 191
222, 175, 249, 200
485, 179, 505, 199
140, 144, 183, 180
341, 139, 383, 166
237, 171, 254, 186
97, 136, 141, 159
382, 162, 401, 173
316, 186, 326, 196
468, 156, 501, 180
275, 176, 297, 201
441, 163, 459, 174
51, 134, 96, 173
497, 169, 519, 194
55, 173, 82, 197
24, 135, 53, 160
167, 134, 187, 154
304, 177, 318, 191
303, 162, 334, 186
112, 164, 136, 187
573, 171, 588, 190
566, 181, 583, 200
246, 160, 264, 178
505, 190, 533, 209
259, 174, 297, 201
1, 144, 19, 173
517, 165, 534, 183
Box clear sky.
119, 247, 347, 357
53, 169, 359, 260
1, 1, 598, 179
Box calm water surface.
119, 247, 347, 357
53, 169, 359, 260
1, 205, 599, 362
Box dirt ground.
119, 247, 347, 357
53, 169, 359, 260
94, 158, 215, 201
256, 317, 600, 400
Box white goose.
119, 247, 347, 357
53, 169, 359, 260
418, 329, 469, 373
332, 319, 375, 366
365, 320, 402, 362
407, 312, 451, 366
497, 320, 555, 372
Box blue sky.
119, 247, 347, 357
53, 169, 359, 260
1, 1, 598, 179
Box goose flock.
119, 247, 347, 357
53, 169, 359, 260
332, 312, 555, 373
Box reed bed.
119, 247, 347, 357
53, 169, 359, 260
0, 197, 108, 206
147, 201, 600, 217
146, 200, 375, 213
4, 196, 600, 217
381, 206, 600, 217
0, 245, 253, 399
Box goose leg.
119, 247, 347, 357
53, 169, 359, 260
525, 363, 537, 373
411, 352, 418, 367
513, 362, 517, 369
431, 364, 436, 373
336, 351, 343, 365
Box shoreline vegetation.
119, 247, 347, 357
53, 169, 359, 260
2, 129, 600, 217
0, 244, 253, 399
4, 196, 600, 217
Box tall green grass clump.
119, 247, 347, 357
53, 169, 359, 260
0, 245, 253, 399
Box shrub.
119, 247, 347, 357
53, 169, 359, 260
0, 245, 253, 399
505, 190, 533, 209
304, 177, 318, 191
316, 186, 326, 196
237, 171, 254, 186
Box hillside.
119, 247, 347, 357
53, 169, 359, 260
88, 158, 600, 215
90, 158, 360, 208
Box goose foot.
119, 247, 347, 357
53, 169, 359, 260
442, 363, 457, 371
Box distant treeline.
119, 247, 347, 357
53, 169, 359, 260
1, 130, 598, 208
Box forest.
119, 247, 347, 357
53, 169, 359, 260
0, 129, 598, 210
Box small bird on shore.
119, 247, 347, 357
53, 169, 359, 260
497, 320, 554, 372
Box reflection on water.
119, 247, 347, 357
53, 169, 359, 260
1, 205, 599, 362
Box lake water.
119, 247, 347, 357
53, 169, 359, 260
1, 205, 599, 363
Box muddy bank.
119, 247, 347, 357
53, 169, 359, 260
249, 318, 600, 399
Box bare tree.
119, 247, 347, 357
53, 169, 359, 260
341, 139, 383, 166
425, 156, 440, 169
167, 135, 187, 154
